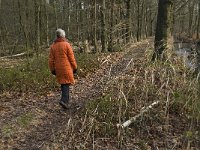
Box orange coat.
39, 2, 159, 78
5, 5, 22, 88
49, 38, 77, 84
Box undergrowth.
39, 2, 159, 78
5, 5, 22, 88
0, 45, 200, 149
82, 49, 200, 149
0, 52, 100, 95
75, 53, 100, 77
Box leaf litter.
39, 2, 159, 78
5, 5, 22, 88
0, 39, 200, 149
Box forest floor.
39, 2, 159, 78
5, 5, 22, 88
0, 39, 200, 150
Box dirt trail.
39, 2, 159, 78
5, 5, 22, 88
0, 39, 152, 149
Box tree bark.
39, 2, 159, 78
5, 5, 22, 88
34, 0, 41, 56
0, 0, 3, 53
136, 0, 141, 41
144, 4, 148, 38
152, 0, 173, 61
76, 0, 80, 43
93, 0, 98, 52
44, 0, 49, 47
67, 0, 70, 37
39, 0, 42, 45
86, 1, 91, 42
140, 0, 144, 39
188, 1, 194, 37
17, 0, 29, 49
125, 0, 131, 43
53, 0, 58, 29
196, 42, 200, 72
196, 1, 200, 39
101, 0, 107, 52
108, 0, 115, 52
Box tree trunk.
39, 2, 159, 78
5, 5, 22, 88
25, 0, 30, 48
18, 0, 29, 49
39, 0, 42, 45
62, 0, 67, 29
53, 0, 58, 29
144, 4, 148, 38
93, 0, 98, 52
0, 0, 3, 53
125, 0, 131, 43
149, 4, 155, 37
67, 0, 70, 37
108, 0, 115, 52
136, 0, 140, 41
188, 1, 194, 37
140, 0, 144, 39
34, 0, 40, 56
44, 0, 49, 47
79, 1, 83, 42
196, 42, 200, 72
101, 0, 107, 52
196, 1, 200, 39
152, 0, 173, 61
86, 2, 91, 42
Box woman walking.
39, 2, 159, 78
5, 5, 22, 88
49, 29, 77, 109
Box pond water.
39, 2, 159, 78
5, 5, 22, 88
174, 42, 196, 70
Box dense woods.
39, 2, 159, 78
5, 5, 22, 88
0, 0, 200, 149
0, 0, 199, 56
0, 0, 152, 54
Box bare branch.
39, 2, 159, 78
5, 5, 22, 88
174, 0, 190, 13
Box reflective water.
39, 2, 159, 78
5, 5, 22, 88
174, 43, 196, 70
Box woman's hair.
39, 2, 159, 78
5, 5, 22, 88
56, 28, 66, 38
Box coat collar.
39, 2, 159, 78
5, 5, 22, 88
54, 37, 67, 43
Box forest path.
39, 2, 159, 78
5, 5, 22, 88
0, 39, 153, 149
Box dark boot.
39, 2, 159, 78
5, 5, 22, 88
59, 84, 70, 109
59, 101, 69, 109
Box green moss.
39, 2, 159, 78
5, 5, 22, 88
1, 125, 14, 138
17, 113, 34, 128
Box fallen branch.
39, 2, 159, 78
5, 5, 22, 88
0, 52, 26, 59
117, 101, 160, 128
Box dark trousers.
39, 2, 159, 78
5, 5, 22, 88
61, 84, 70, 103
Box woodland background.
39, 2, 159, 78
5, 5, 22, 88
0, 0, 199, 56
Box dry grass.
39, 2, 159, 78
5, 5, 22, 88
1, 40, 200, 149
